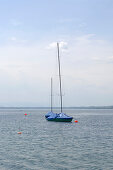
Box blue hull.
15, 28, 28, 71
47, 117, 73, 122
46, 113, 73, 122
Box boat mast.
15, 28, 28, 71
51, 77, 53, 112
57, 42, 63, 113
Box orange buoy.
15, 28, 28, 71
18, 132, 22, 134
74, 120, 78, 123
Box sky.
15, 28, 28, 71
0, 0, 113, 107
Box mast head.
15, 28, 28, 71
57, 42, 59, 47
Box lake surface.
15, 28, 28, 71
0, 108, 113, 170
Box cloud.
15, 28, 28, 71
46, 42, 57, 49
58, 18, 76, 23
108, 56, 113, 61
92, 56, 113, 63
9, 36, 27, 44
10, 19, 22, 26
66, 34, 113, 63
10, 37, 17, 41
60, 41, 68, 49
79, 22, 87, 28
47, 41, 68, 50
75, 34, 96, 45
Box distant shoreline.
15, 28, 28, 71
0, 106, 113, 109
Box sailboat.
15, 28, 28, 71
45, 78, 58, 119
46, 43, 73, 122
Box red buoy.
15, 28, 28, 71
74, 120, 78, 123
24, 113, 27, 116
18, 132, 22, 134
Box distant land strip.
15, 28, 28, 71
0, 106, 113, 109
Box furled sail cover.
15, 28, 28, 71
46, 112, 58, 120
45, 112, 54, 118
57, 113, 73, 119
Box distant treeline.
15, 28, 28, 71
65, 106, 113, 109
0, 106, 113, 109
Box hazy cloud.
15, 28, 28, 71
47, 41, 68, 50
10, 19, 22, 26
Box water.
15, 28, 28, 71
0, 108, 113, 170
